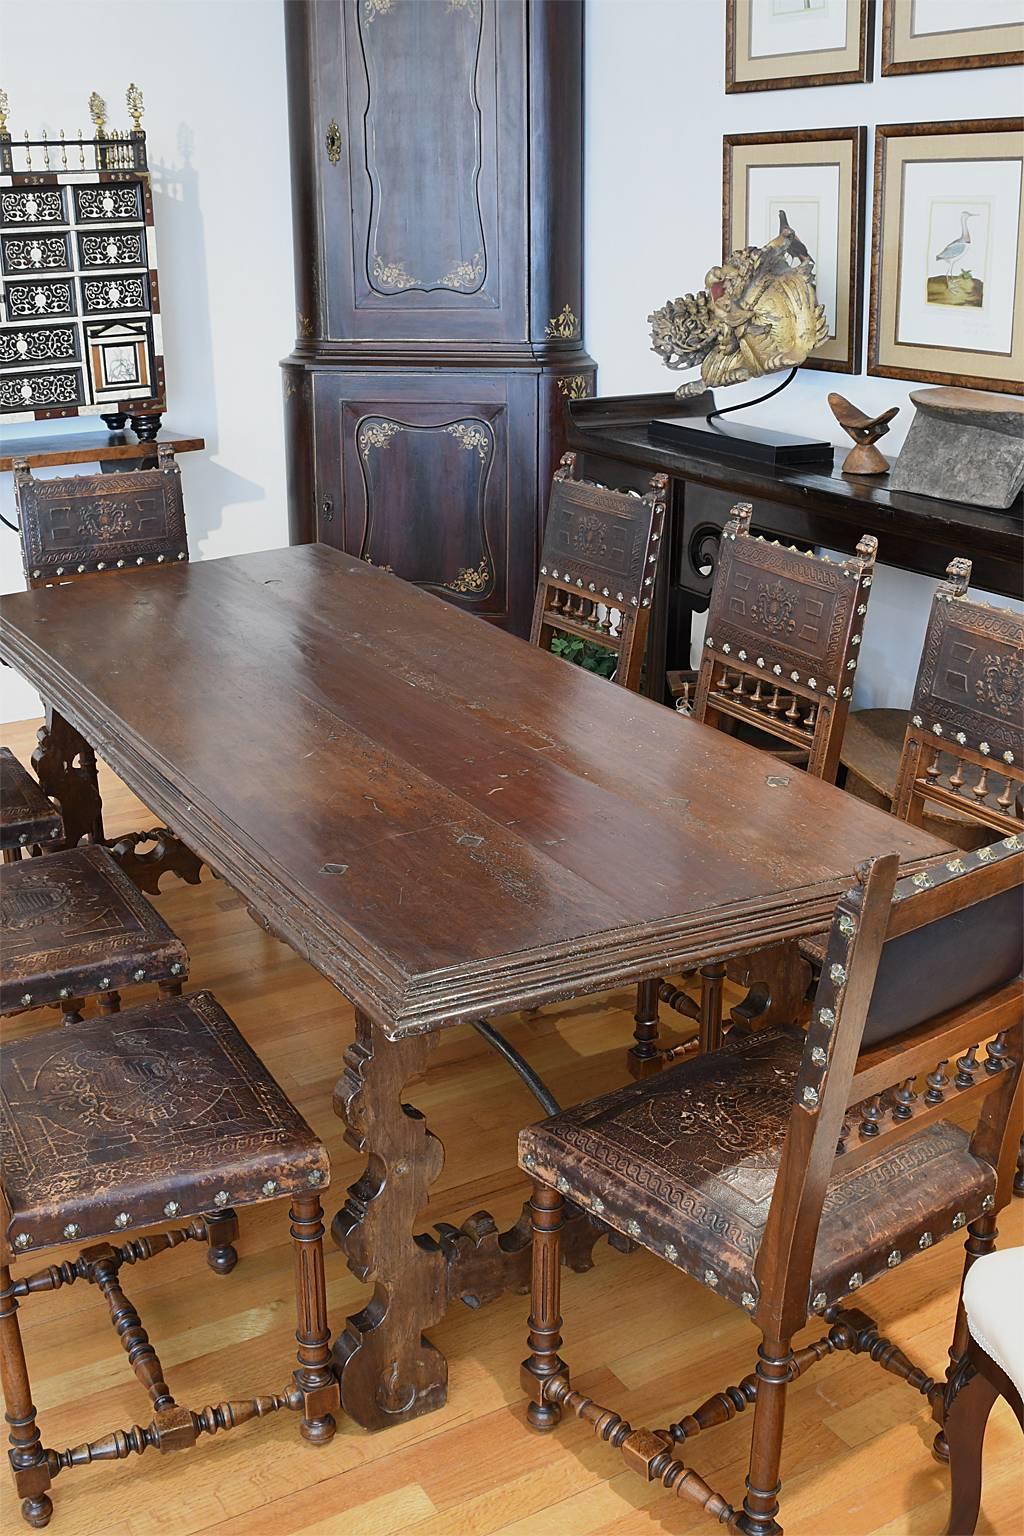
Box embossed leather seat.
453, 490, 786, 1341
0, 843, 188, 1020
0, 991, 338, 1529
521, 1027, 994, 1317
0, 748, 63, 858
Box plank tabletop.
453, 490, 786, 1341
0, 544, 948, 1034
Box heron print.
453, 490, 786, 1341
927, 201, 988, 309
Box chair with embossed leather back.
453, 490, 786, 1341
631, 502, 879, 1078
518, 834, 1023, 1534
531, 452, 669, 694
892, 557, 1023, 840
13, 446, 188, 587
693, 502, 878, 783
12, 450, 202, 895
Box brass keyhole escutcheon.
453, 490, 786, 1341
325, 119, 342, 165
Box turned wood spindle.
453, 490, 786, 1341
955, 1046, 979, 1090
924, 1060, 949, 1105
892, 1079, 916, 1120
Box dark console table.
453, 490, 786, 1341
564, 390, 1023, 700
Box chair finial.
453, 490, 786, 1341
945, 557, 972, 598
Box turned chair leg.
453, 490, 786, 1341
59, 998, 84, 1025
628, 978, 662, 1078
289, 1194, 339, 1444
736, 1334, 793, 1536
157, 979, 184, 1001
95, 989, 122, 1017
699, 960, 727, 1054
522, 1181, 567, 1431
203, 1208, 239, 1275
0, 1266, 53, 1529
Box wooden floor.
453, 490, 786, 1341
2, 715, 1021, 1536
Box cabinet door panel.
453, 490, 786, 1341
317, 0, 526, 342
313, 372, 536, 632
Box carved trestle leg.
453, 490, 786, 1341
0, 1265, 53, 1529
32, 706, 103, 850
289, 1194, 339, 1443
331, 1010, 448, 1430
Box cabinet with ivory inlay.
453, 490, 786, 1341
281, 0, 594, 635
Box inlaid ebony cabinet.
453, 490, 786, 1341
281, 0, 595, 634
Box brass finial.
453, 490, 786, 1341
0, 89, 9, 134
88, 90, 107, 133
126, 82, 144, 132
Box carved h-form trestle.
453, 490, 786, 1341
330, 1010, 618, 1430
520, 836, 1023, 1533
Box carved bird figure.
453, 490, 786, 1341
935, 211, 974, 280
828, 393, 899, 476
777, 209, 810, 264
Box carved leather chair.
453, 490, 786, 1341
695, 502, 878, 781
1, 843, 188, 1025
633, 502, 879, 1073
531, 452, 668, 693
12, 451, 201, 895
841, 559, 1023, 850
0, 990, 338, 1529
519, 835, 1022, 1534
1, 749, 63, 861
14, 447, 188, 587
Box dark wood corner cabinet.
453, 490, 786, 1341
281, 0, 595, 635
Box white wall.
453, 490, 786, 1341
584, 0, 1023, 708
0, 0, 294, 722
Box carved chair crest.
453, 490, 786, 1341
693, 502, 877, 781
530, 452, 669, 693
14, 445, 188, 588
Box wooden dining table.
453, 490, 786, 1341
0, 543, 950, 1431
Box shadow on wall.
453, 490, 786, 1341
149, 124, 265, 551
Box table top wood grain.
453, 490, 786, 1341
0, 544, 948, 1035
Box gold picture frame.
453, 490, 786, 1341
723, 127, 866, 374
868, 120, 1024, 394
882, 0, 1024, 77
726, 0, 873, 93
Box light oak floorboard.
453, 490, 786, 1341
1, 718, 1020, 1536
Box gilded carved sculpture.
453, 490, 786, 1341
648, 219, 828, 396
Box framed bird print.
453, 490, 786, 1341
882, 0, 1024, 76
723, 128, 867, 374
868, 120, 1024, 394
726, 0, 873, 92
